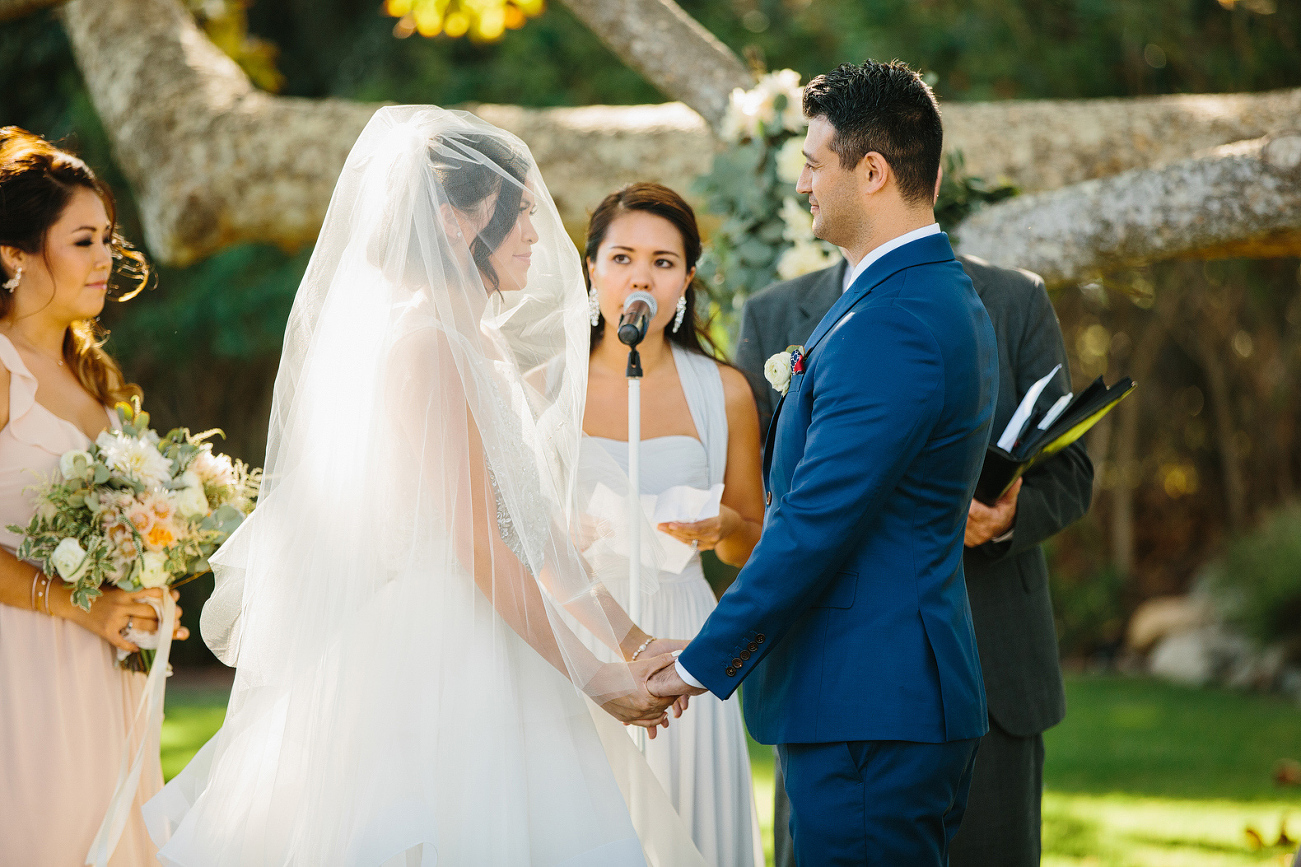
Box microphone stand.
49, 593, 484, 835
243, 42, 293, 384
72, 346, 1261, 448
625, 342, 644, 628
625, 341, 646, 755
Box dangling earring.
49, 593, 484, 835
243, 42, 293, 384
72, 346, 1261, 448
2, 267, 21, 292
588, 286, 601, 327
672, 293, 688, 333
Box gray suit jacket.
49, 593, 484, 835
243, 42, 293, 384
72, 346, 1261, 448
735, 254, 1092, 737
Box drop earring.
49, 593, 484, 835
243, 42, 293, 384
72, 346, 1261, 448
672, 293, 687, 333
588, 287, 601, 327
2, 268, 21, 292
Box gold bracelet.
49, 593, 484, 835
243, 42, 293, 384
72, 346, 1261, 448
41, 574, 53, 615
31, 569, 50, 615
629, 636, 655, 662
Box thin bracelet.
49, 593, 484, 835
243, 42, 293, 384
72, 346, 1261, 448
29, 568, 40, 612
41, 574, 53, 615
629, 636, 655, 662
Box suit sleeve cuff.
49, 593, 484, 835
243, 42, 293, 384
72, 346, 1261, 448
675, 658, 705, 689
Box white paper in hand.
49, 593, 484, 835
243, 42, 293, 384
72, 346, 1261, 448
584, 482, 723, 574
996, 364, 1061, 451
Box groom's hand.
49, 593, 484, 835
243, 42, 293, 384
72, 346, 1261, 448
965, 477, 1022, 547
646, 662, 708, 702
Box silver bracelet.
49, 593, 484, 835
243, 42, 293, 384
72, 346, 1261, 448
629, 636, 655, 662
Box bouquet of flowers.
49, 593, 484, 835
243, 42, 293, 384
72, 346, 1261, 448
9, 400, 260, 669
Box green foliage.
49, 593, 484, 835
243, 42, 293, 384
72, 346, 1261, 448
935, 152, 1019, 239
1051, 562, 1127, 659
1205, 503, 1301, 648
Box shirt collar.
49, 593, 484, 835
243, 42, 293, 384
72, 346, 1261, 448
841, 223, 943, 294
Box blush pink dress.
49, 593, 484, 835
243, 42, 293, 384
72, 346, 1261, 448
0, 334, 162, 866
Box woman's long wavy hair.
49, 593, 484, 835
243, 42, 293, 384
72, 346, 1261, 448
584, 182, 722, 360
0, 127, 147, 407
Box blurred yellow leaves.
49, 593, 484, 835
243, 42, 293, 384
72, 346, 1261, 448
385, 0, 545, 42
185, 0, 285, 93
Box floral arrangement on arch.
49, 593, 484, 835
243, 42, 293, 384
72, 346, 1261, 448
694, 69, 838, 324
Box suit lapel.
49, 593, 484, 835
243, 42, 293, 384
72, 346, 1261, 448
763, 259, 847, 487
803, 233, 957, 360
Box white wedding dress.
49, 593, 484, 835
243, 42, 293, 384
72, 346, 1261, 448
144, 106, 706, 867
586, 346, 764, 867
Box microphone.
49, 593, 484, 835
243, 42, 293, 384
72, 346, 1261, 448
617, 291, 658, 347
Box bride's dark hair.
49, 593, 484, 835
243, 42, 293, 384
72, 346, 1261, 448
433, 132, 530, 293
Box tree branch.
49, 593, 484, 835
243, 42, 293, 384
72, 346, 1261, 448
558, 0, 752, 130
56, 0, 1301, 274
58, 0, 711, 265
943, 88, 1301, 193
954, 133, 1301, 286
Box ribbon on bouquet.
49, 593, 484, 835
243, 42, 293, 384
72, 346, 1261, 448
85, 591, 176, 867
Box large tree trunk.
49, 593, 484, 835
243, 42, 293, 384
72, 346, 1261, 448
559, 0, 752, 130
954, 133, 1301, 286
55, 0, 1301, 271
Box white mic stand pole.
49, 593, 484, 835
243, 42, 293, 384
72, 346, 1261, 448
626, 344, 644, 628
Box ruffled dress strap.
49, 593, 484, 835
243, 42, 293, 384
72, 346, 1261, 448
671, 344, 728, 488
0, 333, 46, 451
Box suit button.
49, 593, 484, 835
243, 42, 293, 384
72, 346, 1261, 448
765, 491, 772, 506
740, 650, 751, 661
755, 634, 765, 644
725, 667, 736, 677
747, 642, 758, 653
731, 657, 743, 668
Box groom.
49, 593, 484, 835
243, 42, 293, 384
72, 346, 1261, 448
650, 60, 998, 864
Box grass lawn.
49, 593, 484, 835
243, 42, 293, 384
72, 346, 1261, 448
163, 674, 1301, 865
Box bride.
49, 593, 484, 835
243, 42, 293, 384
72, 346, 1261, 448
145, 106, 708, 867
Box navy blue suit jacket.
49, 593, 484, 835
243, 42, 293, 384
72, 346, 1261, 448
679, 232, 998, 746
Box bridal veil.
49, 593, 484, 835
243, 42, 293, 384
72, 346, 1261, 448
145, 106, 706, 867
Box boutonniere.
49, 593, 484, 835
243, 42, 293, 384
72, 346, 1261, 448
764, 345, 806, 396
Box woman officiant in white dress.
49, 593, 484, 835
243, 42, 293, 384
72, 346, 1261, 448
582, 183, 766, 867
144, 107, 709, 867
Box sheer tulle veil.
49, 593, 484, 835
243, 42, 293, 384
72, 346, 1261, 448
144, 106, 706, 866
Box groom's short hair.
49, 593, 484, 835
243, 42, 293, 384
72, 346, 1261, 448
802, 60, 943, 206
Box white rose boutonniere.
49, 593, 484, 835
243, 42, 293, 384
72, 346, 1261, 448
764, 345, 806, 396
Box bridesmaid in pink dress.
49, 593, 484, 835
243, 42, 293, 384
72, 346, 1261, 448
0, 128, 188, 866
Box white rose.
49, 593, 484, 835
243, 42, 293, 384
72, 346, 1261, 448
137, 551, 171, 589
764, 352, 793, 396
50, 537, 90, 583
777, 241, 840, 280
174, 474, 210, 518
59, 449, 95, 481
776, 138, 807, 185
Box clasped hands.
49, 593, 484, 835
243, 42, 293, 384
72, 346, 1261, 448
599, 638, 707, 739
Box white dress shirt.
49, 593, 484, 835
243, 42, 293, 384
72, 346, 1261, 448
674, 223, 950, 692
842, 222, 943, 294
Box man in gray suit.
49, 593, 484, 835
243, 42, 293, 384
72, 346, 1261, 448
735, 254, 1094, 867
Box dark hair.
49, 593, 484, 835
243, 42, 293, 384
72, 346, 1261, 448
802, 60, 944, 206
0, 126, 145, 407
583, 182, 720, 359
432, 132, 530, 293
